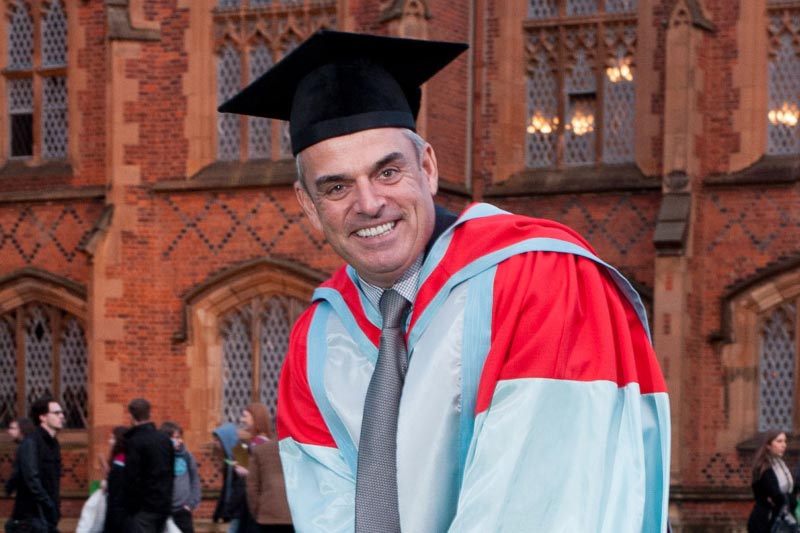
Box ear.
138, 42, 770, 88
421, 143, 439, 196
294, 181, 324, 233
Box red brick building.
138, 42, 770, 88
0, 0, 798, 531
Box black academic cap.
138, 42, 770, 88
217, 30, 468, 155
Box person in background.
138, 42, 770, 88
9, 396, 64, 532
122, 398, 174, 533
4, 417, 35, 497
237, 404, 292, 533
160, 422, 201, 533
212, 423, 247, 533
103, 425, 130, 533
748, 430, 796, 533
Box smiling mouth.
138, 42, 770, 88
356, 221, 395, 238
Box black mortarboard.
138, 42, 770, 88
217, 30, 468, 155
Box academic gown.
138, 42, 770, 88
277, 202, 671, 532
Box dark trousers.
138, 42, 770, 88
130, 511, 168, 533
170, 509, 194, 533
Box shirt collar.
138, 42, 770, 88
357, 254, 423, 311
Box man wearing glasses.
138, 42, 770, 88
7, 396, 64, 533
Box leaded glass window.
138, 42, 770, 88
0, 303, 88, 429
41, 0, 67, 67
0, 319, 16, 426
766, 4, 800, 155
4, 0, 68, 160
220, 295, 306, 422
759, 303, 798, 432
247, 42, 273, 159
217, 44, 242, 161
524, 0, 636, 169
213, 0, 337, 162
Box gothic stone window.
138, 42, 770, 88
213, 0, 337, 162
759, 300, 799, 432
766, 1, 800, 155
4, 0, 68, 160
0, 302, 87, 429
524, 0, 636, 168
220, 294, 306, 422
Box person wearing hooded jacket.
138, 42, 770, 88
212, 422, 247, 533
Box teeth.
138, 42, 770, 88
356, 222, 394, 238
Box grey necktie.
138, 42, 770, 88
355, 289, 411, 532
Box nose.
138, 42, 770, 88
354, 179, 385, 216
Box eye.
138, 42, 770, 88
379, 168, 402, 181
322, 183, 347, 199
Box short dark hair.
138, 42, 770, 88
128, 398, 151, 422
15, 417, 36, 437
29, 395, 55, 426
160, 421, 181, 437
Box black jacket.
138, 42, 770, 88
122, 422, 175, 516
103, 460, 129, 532
748, 467, 796, 533
11, 426, 62, 528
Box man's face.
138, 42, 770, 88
171, 431, 183, 450
41, 402, 65, 433
295, 128, 439, 288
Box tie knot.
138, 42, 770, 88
379, 289, 410, 329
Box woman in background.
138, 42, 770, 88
237, 403, 292, 533
103, 425, 130, 533
4, 417, 35, 497
747, 430, 796, 533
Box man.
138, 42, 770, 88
9, 396, 64, 532
160, 422, 201, 533
122, 398, 174, 533
220, 30, 671, 532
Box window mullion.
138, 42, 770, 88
251, 298, 261, 402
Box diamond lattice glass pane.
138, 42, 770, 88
217, 44, 242, 161
8, 0, 33, 70
567, 0, 598, 16
248, 43, 274, 159
250, 0, 272, 5
42, 76, 68, 159
59, 317, 87, 429
606, 0, 637, 13
25, 306, 53, 408
276, 36, 300, 159
217, 0, 240, 7
0, 319, 17, 427
603, 37, 636, 164
222, 308, 253, 424
259, 297, 291, 420
759, 303, 797, 432
767, 32, 800, 155
564, 35, 597, 166
9, 78, 33, 113
525, 28, 558, 168
42, 0, 67, 67
525, 48, 558, 168
528, 0, 557, 19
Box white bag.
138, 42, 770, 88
163, 516, 182, 533
75, 489, 107, 533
